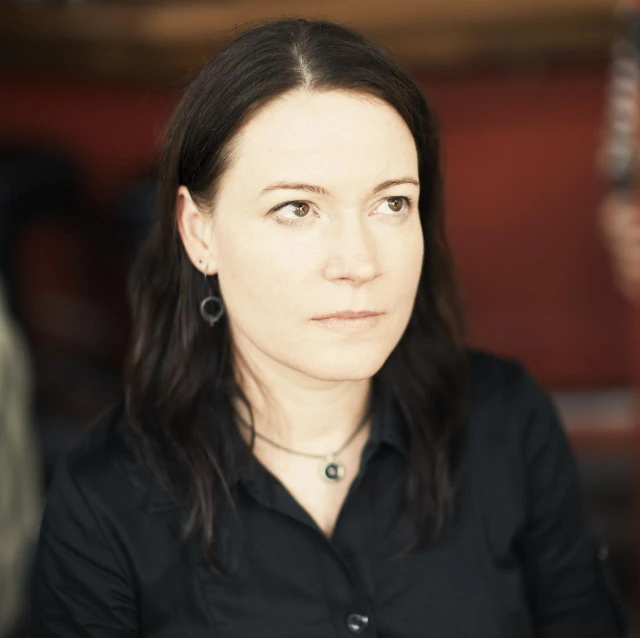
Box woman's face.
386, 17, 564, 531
181, 89, 424, 385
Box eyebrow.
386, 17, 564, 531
259, 177, 420, 197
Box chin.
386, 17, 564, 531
303, 347, 390, 381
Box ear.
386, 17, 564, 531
176, 185, 219, 275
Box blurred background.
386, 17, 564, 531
1, 0, 639, 636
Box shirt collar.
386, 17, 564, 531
368, 374, 410, 458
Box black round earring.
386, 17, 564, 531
199, 265, 225, 326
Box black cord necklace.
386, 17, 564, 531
237, 403, 373, 483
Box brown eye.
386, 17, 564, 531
272, 200, 313, 226
291, 202, 310, 217
380, 196, 411, 216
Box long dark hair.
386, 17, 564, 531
124, 17, 470, 575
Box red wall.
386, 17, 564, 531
1, 64, 629, 387
0, 75, 177, 203
422, 65, 630, 386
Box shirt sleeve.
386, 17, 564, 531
30, 456, 138, 637
515, 368, 628, 638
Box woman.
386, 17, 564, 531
31, 18, 627, 637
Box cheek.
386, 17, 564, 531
217, 227, 313, 314
390, 224, 424, 293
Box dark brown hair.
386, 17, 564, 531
124, 17, 470, 575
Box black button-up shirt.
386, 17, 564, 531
31, 349, 628, 637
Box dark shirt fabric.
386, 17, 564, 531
30, 349, 628, 637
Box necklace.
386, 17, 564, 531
237, 403, 373, 484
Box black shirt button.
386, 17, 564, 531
345, 612, 370, 634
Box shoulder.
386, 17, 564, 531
462, 347, 575, 509
46, 402, 166, 536
462, 348, 573, 544
465, 346, 553, 427
59, 401, 137, 486
35, 402, 192, 618
32, 405, 146, 634
463, 346, 565, 473
466, 346, 539, 404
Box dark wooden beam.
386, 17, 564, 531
0, 0, 617, 84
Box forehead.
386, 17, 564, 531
226, 89, 418, 185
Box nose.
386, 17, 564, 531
324, 214, 379, 285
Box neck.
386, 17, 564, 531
232, 364, 374, 455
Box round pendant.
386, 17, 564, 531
319, 459, 345, 482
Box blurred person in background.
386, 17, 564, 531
0, 275, 42, 638
600, 1, 640, 303
30, 17, 627, 637
600, 193, 640, 303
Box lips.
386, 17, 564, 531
314, 311, 381, 320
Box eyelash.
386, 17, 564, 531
271, 196, 414, 227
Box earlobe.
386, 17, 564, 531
176, 185, 218, 274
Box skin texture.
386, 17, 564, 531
177, 89, 423, 487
